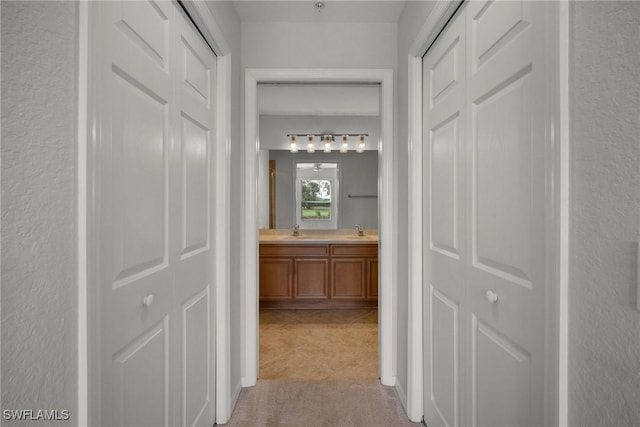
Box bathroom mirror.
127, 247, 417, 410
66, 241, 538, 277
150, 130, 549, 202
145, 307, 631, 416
256, 83, 380, 231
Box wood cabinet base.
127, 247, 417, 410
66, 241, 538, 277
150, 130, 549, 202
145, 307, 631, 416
259, 243, 378, 309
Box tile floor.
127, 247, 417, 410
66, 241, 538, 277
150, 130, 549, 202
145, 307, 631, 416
258, 309, 378, 382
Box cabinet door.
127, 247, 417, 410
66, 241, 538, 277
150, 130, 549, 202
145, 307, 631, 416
259, 258, 293, 300
331, 259, 366, 299
295, 259, 329, 299
367, 258, 379, 300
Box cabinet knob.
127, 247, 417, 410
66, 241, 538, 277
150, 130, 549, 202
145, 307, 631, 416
142, 294, 155, 307
485, 290, 498, 304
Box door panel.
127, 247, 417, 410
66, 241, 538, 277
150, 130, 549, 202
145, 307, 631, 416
110, 70, 169, 286
180, 115, 209, 257
472, 69, 533, 287
97, 3, 216, 426
113, 318, 170, 427
423, 10, 466, 426
424, 2, 548, 426
182, 288, 211, 427
295, 259, 329, 299
331, 259, 366, 298
430, 286, 459, 427
430, 115, 461, 258
472, 315, 532, 427
259, 259, 293, 299
174, 12, 216, 426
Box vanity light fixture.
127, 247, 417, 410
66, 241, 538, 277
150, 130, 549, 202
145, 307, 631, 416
286, 133, 369, 153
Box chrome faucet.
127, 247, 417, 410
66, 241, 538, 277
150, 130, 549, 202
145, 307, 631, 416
355, 224, 364, 236
292, 224, 300, 236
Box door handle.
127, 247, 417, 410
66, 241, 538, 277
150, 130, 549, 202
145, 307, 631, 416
485, 290, 498, 304
142, 294, 155, 307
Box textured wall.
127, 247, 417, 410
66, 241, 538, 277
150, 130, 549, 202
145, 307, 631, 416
569, 2, 640, 425
1, 1, 77, 425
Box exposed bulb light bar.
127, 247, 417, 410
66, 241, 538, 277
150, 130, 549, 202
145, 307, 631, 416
286, 133, 369, 153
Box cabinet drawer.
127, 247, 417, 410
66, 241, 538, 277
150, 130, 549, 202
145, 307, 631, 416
330, 244, 378, 257
260, 244, 329, 257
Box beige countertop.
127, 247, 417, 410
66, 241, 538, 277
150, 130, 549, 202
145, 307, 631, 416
259, 229, 378, 244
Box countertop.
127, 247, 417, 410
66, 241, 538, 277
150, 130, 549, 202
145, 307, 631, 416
259, 229, 379, 244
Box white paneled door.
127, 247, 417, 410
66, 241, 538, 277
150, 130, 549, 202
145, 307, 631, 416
95, 2, 216, 426
423, 2, 548, 426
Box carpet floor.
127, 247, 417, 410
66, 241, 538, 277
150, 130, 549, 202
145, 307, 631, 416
259, 309, 378, 382
222, 380, 422, 427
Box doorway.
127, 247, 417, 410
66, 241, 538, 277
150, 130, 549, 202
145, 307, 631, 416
243, 68, 395, 388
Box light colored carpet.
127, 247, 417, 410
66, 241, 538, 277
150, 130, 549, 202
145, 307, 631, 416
222, 380, 422, 427
259, 309, 378, 382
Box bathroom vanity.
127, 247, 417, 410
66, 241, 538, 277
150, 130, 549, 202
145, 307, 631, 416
259, 229, 379, 309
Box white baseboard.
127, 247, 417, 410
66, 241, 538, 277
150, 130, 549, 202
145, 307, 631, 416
395, 379, 408, 412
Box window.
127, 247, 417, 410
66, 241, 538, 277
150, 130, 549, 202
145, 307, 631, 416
301, 179, 332, 220
296, 163, 339, 229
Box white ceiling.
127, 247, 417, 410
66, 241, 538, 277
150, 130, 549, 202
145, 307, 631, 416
231, 1, 406, 23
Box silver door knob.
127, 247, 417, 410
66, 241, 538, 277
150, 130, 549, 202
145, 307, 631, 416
485, 290, 498, 303
142, 294, 155, 307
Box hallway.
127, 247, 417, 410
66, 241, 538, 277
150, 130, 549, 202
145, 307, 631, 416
3, 1, 640, 426
222, 381, 421, 427
221, 309, 416, 426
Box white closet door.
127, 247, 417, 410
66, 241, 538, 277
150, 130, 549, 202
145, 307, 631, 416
174, 10, 216, 427
423, 2, 549, 426
95, 2, 216, 426
422, 10, 466, 427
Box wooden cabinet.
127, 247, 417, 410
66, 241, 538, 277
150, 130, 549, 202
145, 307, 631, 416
259, 242, 378, 309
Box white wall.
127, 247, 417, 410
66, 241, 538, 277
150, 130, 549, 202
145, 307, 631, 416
569, 2, 640, 425
1, 1, 77, 424
395, 0, 438, 409
205, 0, 244, 413
242, 21, 397, 69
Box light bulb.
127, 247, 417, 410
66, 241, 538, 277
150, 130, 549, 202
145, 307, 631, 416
340, 135, 349, 153
323, 135, 332, 153
356, 135, 366, 153
289, 135, 298, 153
307, 135, 315, 153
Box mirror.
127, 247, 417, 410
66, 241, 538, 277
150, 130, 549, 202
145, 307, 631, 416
257, 83, 380, 231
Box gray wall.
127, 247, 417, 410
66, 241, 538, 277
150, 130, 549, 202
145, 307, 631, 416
1, 2, 78, 424
269, 150, 379, 230
569, 2, 640, 425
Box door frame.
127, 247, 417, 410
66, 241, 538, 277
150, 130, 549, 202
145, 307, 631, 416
243, 68, 395, 387
78, 1, 233, 425
406, 1, 569, 424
